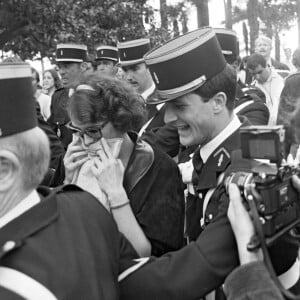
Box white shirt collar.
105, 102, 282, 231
0, 190, 40, 229
141, 83, 156, 101
200, 114, 241, 163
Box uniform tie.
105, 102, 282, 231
192, 148, 203, 187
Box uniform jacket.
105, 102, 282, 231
142, 90, 180, 157
0, 185, 140, 300
234, 85, 270, 126
36, 102, 65, 171
48, 88, 72, 149
120, 122, 299, 300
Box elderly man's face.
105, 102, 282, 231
255, 39, 272, 60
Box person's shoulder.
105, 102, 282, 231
52, 87, 68, 98
46, 185, 111, 219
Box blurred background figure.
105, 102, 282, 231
292, 48, 300, 72
247, 53, 284, 125
95, 45, 119, 77
31, 67, 51, 121
255, 35, 289, 71
43, 68, 62, 98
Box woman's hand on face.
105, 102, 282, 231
63, 135, 89, 184
91, 138, 126, 201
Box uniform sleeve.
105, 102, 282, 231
237, 102, 270, 125
120, 193, 239, 300
224, 262, 284, 300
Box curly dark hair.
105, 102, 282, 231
68, 74, 146, 132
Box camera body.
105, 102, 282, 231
225, 125, 300, 241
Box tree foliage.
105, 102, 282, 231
0, 0, 193, 61
0, 0, 155, 60
232, 0, 298, 55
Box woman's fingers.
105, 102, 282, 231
100, 138, 113, 159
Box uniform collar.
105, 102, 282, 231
193, 116, 247, 191
0, 190, 40, 229
200, 114, 241, 163
0, 187, 58, 256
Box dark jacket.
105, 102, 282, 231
36, 102, 65, 171
234, 85, 269, 125
48, 88, 72, 149
0, 185, 139, 300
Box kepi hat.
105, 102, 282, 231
96, 45, 118, 62
214, 28, 239, 58
0, 63, 37, 137
56, 43, 88, 63
117, 38, 151, 67
144, 27, 226, 104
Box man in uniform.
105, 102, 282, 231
114, 27, 299, 299
214, 28, 270, 126
118, 38, 180, 157
48, 43, 91, 149
95, 45, 119, 77
0, 62, 146, 299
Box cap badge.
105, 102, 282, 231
153, 72, 159, 84
101, 50, 103, 55
123, 51, 126, 58
60, 50, 63, 56
217, 153, 224, 167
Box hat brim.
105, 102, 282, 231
118, 58, 145, 67
147, 79, 207, 105
56, 58, 84, 63
95, 57, 118, 62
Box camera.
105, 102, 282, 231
225, 125, 300, 244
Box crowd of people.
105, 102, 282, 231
1, 26, 300, 299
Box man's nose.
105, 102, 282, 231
82, 134, 95, 146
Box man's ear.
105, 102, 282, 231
0, 150, 20, 191
211, 92, 227, 114
80, 62, 88, 72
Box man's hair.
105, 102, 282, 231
255, 36, 272, 47
0, 127, 50, 191
292, 48, 300, 69
246, 53, 267, 70
68, 74, 146, 132
193, 64, 237, 111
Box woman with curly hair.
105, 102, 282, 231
61, 74, 185, 257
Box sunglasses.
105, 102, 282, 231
66, 122, 107, 140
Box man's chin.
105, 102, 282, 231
179, 136, 197, 148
